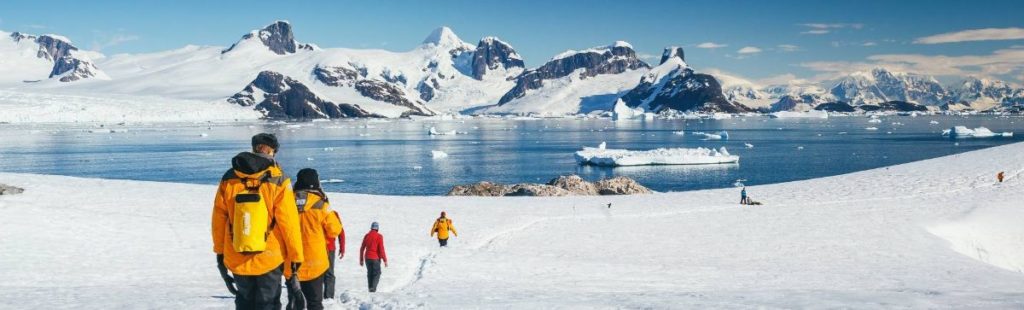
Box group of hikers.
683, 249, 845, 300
211, 133, 459, 309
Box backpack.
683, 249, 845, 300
228, 172, 282, 254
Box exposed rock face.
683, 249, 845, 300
498, 42, 649, 105
813, 102, 856, 112
505, 184, 571, 197
660, 46, 685, 64
222, 21, 315, 55
447, 181, 510, 196
595, 177, 652, 195
0, 184, 24, 195
621, 57, 748, 113
470, 37, 524, 80
313, 64, 435, 117
447, 175, 650, 196
10, 32, 104, 82
857, 100, 929, 112
547, 175, 598, 195
229, 71, 379, 119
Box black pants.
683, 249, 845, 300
438, 238, 448, 247
299, 273, 325, 310
365, 259, 382, 292
234, 264, 283, 310
323, 251, 336, 299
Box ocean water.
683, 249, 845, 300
0, 115, 1020, 195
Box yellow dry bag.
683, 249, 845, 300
232, 190, 271, 253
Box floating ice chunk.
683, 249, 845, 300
323, 147, 335, 151
797, 146, 804, 150
929, 120, 939, 125
412, 165, 423, 170
431, 150, 449, 159
321, 179, 344, 183
574, 143, 739, 166
868, 119, 882, 123
598, 141, 607, 150
770, 111, 828, 119
672, 131, 685, 135
865, 127, 879, 131
306, 157, 315, 161
942, 126, 1013, 138
428, 126, 457, 136
199, 133, 208, 137
745, 143, 754, 148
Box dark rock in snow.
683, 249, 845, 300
595, 176, 652, 195
222, 21, 314, 55
229, 71, 379, 119
313, 65, 435, 117
857, 100, 928, 112
447, 181, 511, 196
546, 175, 598, 195
447, 174, 650, 196
660, 46, 685, 64
621, 65, 748, 113
10, 32, 103, 82
498, 42, 649, 105
470, 37, 525, 80
814, 102, 857, 112
0, 184, 24, 195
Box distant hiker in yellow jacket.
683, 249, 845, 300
430, 211, 458, 247
285, 168, 342, 310
211, 133, 304, 309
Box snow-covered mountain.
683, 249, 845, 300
830, 68, 946, 106
619, 47, 748, 114
947, 77, 1024, 111
0, 31, 107, 83
481, 41, 650, 115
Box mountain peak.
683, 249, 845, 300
422, 26, 464, 46
222, 20, 314, 55
660, 46, 685, 65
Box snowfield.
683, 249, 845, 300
1, 142, 1023, 308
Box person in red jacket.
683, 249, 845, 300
323, 211, 345, 300
359, 222, 388, 292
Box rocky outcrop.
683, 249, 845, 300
660, 46, 685, 64
470, 37, 524, 80
229, 71, 379, 119
498, 42, 649, 105
0, 184, 24, 195
857, 100, 929, 112
594, 177, 653, 195
222, 21, 315, 55
813, 102, 856, 112
10, 32, 104, 82
447, 174, 650, 196
621, 55, 748, 113
313, 64, 435, 117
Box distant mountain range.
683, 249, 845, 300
1, 21, 1022, 119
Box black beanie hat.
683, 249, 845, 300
251, 133, 279, 151
294, 168, 321, 191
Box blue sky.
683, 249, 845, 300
3, 0, 1023, 84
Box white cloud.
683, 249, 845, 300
799, 23, 863, 35
90, 33, 140, 51
637, 53, 659, 63
737, 46, 762, 54
800, 47, 1024, 82
914, 27, 1024, 44
776, 44, 800, 52
696, 42, 727, 49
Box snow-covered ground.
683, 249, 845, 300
1, 142, 1023, 308
0, 89, 261, 123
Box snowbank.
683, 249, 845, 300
574, 142, 739, 166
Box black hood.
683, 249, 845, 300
231, 152, 275, 175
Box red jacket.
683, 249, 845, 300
360, 230, 387, 263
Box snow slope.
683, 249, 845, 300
1, 139, 1024, 308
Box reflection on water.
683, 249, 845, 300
0, 115, 1020, 195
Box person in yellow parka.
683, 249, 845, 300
212, 133, 304, 309
285, 168, 342, 310
430, 211, 458, 247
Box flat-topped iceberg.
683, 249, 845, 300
770, 110, 829, 119
574, 142, 739, 166
942, 126, 1013, 138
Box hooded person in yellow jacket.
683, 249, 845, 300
430, 211, 458, 247
284, 168, 342, 310
212, 133, 304, 309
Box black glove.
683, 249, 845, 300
216, 254, 238, 295
290, 262, 302, 274
285, 266, 305, 310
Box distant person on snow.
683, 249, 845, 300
211, 133, 304, 309
997, 171, 1005, 183
360, 222, 388, 293
284, 168, 342, 310
740, 187, 749, 205
324, 211, 345, 301
430, 211, 458, 247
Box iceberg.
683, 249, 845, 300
431, 150, 449, 159
611, 99, 646, 121
692, 131, 729, 140
770, 111, 828, 119
574, 143, 739, 166
428, 126, 457, 136
942, 126, 1013, 138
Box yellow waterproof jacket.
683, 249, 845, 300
431, 217, 458, 240
285, 190, 342, 281
212, 152, 304, 276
